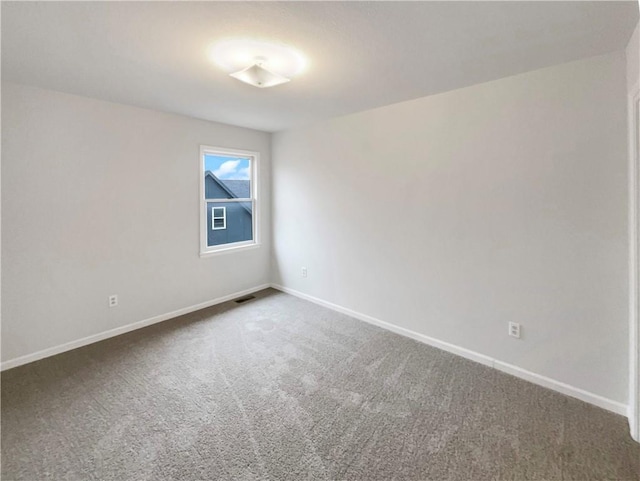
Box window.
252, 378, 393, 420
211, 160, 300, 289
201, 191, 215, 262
200, 146, 258, 255
211, 207, 226, 230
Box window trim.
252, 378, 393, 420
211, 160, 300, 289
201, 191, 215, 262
211, 206, 226, 230
199, 145, 260, 256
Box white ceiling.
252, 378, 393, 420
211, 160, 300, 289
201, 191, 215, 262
2, 1, 638, 132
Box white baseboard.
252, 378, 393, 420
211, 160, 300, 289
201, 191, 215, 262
493, 361, 627, 415
270, 283, 628, 417
3, 282, 628, 418
0, 284, 271, 372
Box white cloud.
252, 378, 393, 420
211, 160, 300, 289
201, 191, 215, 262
212, 159, 251, 180
237, 167, 250, 180
213, 160, 241, 179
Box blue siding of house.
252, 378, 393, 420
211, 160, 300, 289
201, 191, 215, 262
205, 177, 230, 199
205, 176, 253, 247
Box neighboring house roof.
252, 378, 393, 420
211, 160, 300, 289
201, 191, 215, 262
205, 171, 252, 214
221, 180, 250, 199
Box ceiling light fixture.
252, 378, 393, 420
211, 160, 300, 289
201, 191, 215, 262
210, 38, 307, 89
229, 57, 290, 88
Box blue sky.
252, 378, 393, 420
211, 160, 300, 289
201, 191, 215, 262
205, 154, 250, 180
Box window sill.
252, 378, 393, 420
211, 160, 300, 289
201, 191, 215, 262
200, 242, 261, 258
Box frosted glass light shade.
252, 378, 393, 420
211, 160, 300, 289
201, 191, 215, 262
229, 63, 290, 88
210, 38, 306, 88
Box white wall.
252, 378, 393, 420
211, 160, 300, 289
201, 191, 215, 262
1, 83, 271, 363
272, 52, 629, 404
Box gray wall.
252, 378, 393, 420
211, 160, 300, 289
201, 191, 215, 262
1, 82, 271, 362
272, 52, 629, 404
627, 22, 639, 92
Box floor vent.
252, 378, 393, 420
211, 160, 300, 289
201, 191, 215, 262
234, 295, 256, 304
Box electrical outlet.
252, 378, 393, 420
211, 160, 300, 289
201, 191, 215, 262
508, 322, 521, 339
301, 267, 308, 278
108, 295, 118, 308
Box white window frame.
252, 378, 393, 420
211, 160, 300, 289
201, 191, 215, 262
211, 206, 226, 230
199, 145, 260, 256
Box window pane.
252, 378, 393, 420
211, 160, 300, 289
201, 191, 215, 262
213, 207, 225, 218
204, 154, 251, 200
206, 201, 253, 247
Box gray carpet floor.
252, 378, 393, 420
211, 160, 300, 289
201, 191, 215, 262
2, 288, 639, 480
